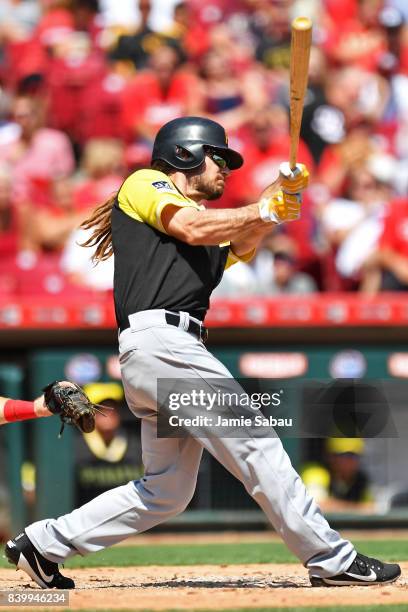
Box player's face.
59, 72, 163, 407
189, 151, 230, 200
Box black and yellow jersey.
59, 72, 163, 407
111, 169, 252, 329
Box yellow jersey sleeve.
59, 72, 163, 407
225, 246, 256, 270
118, 169, 201, 233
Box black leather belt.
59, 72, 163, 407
165, 312, 208, 343
120, 311, 208, 342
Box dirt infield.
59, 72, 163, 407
1, 562, 407, 610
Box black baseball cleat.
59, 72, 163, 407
310, 552, 401, 586
5, 532, 75, 589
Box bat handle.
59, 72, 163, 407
289, 143, 298, 172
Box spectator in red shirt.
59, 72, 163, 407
0, 95, 75, 204
365, 198, 408, 291
162, 2, 209, 62
0, 165, 24, 294
72, 62, 127, 145
0, 0, 41, 85
46, 31, 109, 145
28, 177, 87, 254
323, 0, 387, 72
35, 0, 74, 49
316, 66, 390, 196
121, 43, 203, 145
320, 158, 394, 291
0, 165, 19, 259
74, 138, 125, 210
0, 181, 36, 261
324, 0, 359, 24
199, 49, 260, 131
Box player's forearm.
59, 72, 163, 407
0, 396, 51, 426
185, 204, 268, 246
187, 163, 308, 246
230, 224, 271, 257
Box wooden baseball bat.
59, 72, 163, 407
289, 17, 312, 170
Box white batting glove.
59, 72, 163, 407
279, 162, 309, 194
258, 190, 302, 224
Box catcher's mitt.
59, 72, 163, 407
43, 381, 102, 436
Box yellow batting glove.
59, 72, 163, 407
258, 190, 302, 224
279, 162, 309, 194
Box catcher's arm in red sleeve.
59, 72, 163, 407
0, 381, 98, 432
0, 381, 82, 425
0, 395, 52, 426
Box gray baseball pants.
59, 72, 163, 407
26, 310, 355, 578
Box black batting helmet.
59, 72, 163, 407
151, 116, 243, 171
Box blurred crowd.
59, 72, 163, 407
0, 0, 407, 298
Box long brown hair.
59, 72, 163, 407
80, 194, 116, 262
81, 161, 174, 262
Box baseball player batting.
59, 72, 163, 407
5, 117, 400, 589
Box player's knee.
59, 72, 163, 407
140, 472, 197, 516
166, 476, 197, 515
175, 482, 196, 513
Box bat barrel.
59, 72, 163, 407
289, 17, 312, 170
292, 16, 312, 31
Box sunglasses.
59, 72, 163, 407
206, 149, 228, 170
